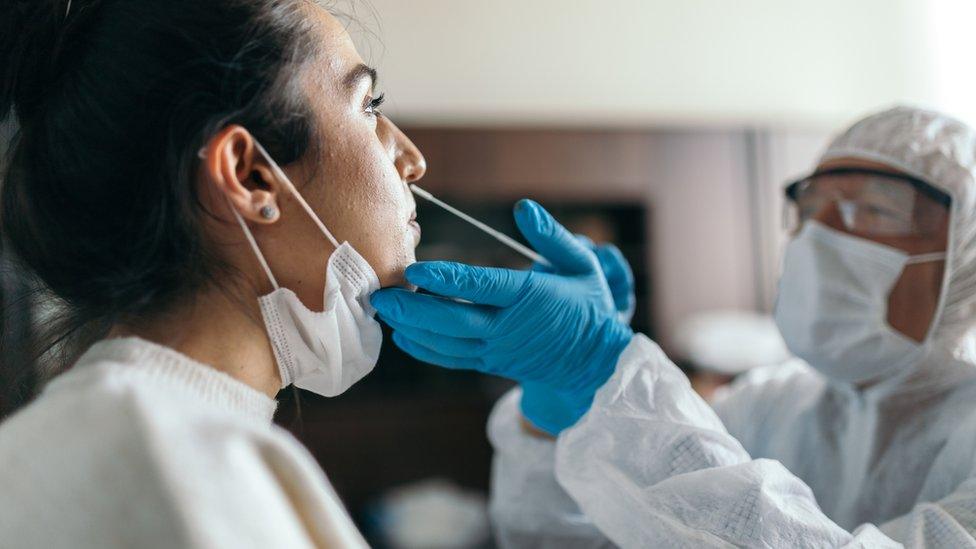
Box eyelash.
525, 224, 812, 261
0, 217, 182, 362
365, 93, 385, 116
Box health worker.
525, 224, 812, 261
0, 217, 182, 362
372, 106, 976, 547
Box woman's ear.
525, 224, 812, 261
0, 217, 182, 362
200, 125, 283, 224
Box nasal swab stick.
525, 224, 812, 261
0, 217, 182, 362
409, 184, 553, 268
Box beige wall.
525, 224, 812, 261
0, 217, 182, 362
749, 129, 834, 312
340, 0, 966, 352
347, 0, 947, 128
642, 128, 830, 351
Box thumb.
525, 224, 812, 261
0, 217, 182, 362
594, 244, 635, 313
513, 199, 596, 275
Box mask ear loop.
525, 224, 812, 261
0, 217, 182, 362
200, 139, 342, 290
229, 204, 280, 291
198, 145, 281, 290
252, 140, 341, 250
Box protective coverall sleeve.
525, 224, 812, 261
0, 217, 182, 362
488, 387, 616, 549
553, 334, 903, 548
878, 480, 976, 547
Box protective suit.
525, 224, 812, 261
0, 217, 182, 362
489, 107, 976, 547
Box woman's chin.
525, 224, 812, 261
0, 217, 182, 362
377, 255, 417, 289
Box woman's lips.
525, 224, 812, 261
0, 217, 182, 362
408, 212, 421, 244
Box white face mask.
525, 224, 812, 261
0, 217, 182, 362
773, 221, 946, 385
231, 141, 382, 397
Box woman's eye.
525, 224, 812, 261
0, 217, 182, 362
365, 93, 385, 116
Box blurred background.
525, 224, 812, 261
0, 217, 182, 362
4, 0, 976, 547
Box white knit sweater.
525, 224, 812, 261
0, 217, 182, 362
0, 337, 368, 548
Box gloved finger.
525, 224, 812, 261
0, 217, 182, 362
532, 234, 594, 273
513, 199, 596, 275
392, 331, 486, 371
371, 288, 494, 338
532, 234, 593, 274
531, 259, 555, 274
576, 234, 595, 247
384, 317, 486, 358
404, 261, 530, 307
594, 244, 635, 313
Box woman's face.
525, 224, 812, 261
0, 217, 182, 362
250, 7, 426, 307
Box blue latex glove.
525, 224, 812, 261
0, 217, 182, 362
522, 238, 635, 434
554, 237, 635, 325
527, 240, 635, 433
371, 199, 634, 434
595, 243, 636, 324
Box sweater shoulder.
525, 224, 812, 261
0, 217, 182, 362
0, 359, 323, 548
0, 358, 281, 454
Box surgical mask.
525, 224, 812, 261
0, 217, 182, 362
230, 141, 382, 397
773, 221, 946, 385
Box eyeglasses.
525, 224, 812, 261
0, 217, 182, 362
783, 168, 951, 237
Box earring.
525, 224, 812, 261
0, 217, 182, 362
260, 205, 277, 220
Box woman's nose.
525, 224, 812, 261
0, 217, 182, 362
380, 117, 427, 183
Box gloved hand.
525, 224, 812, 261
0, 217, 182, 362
370, 199, 634, 435
517, 237, 636, 435
555, 237, 636, 325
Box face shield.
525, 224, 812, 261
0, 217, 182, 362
783, 167, 951, 238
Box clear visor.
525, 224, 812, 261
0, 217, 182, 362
783, 168, 951, 237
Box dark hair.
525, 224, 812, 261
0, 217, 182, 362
0, 0, 326, 410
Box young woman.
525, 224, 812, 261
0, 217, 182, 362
0, 1, 424, 547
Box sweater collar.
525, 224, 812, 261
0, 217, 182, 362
67, 337, 278, 423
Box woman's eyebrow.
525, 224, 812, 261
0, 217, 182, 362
343, 63, 378, 93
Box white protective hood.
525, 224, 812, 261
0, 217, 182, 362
819, 106, 976, 395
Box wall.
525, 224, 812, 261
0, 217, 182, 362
748, 129, 834, 311
340, 0, 963, 352
347, 0, 947, 128
411, 128, 758, 348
